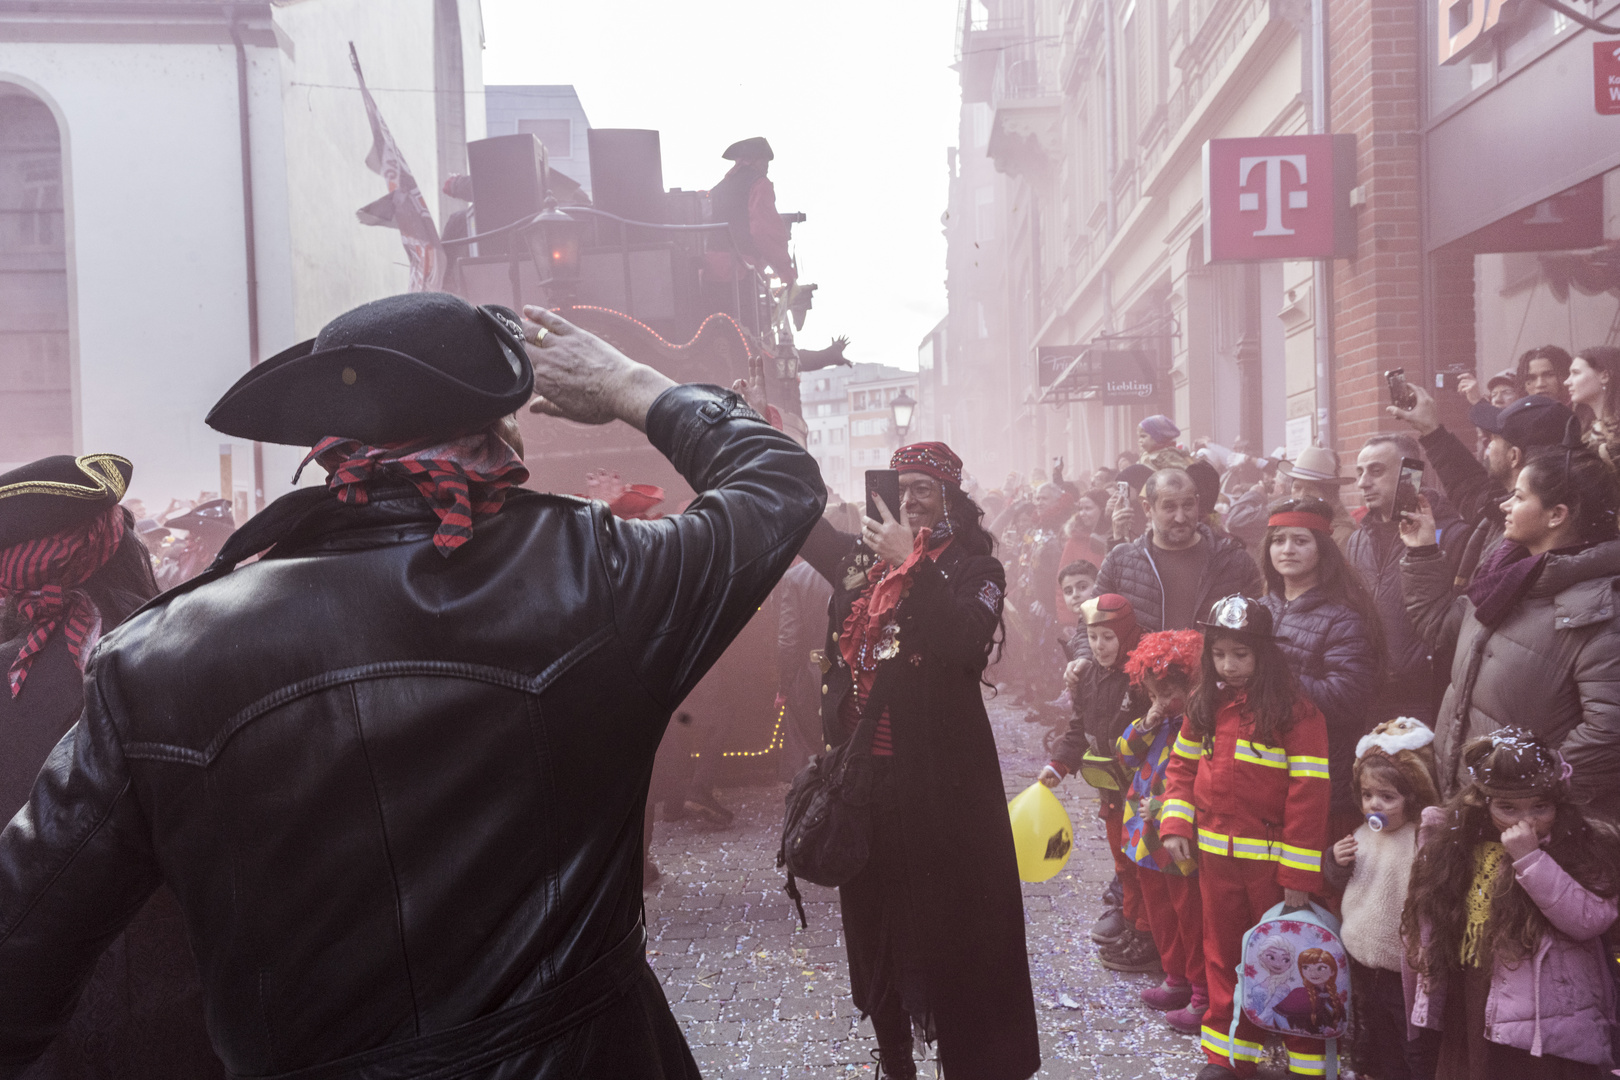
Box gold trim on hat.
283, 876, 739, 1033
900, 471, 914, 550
0, 453, 130, 503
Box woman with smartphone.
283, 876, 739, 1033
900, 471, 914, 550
1398, 446, 1620, 816
795, 442, 1040, 1080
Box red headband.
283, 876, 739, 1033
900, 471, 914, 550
1268, 511, 1332, 534
891, 441, 963, 486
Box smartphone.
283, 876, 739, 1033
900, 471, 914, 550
1396, 457, 1424, 516
1114, 480, 1131, 502
1436, 367, 1468, 391
865, 469, 900, 524
1385, 368, 1417, 411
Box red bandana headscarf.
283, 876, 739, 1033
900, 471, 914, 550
298, 431, 529, 557
0, 505, 126, 698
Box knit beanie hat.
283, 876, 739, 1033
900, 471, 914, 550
1139, 414, 1180, 444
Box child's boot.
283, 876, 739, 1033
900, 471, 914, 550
1163, 983, 1209, 1034
1089, 905, 1130, 945
1139, 974, 1191, 1011
1097, 927, 1161, 973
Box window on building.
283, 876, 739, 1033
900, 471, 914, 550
808, 429, 821, 445
831, 428, 843, 443
815, 378, 828, 391
517, 117, 572, 159
0, 84, 70, 469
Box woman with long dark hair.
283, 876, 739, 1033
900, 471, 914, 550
796, 441, 1038, 1080
1564, 345, 1620, 469
1259, 498, 1385, 839
1399, 445, 1620, 816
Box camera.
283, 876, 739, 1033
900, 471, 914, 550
1436, 367, 1470, 392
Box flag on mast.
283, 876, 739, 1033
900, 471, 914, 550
349, 42, 445, 292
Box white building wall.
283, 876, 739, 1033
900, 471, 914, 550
0, 1, 484, 508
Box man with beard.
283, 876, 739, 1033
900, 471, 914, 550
0, 294, 823, 1079
1085, 468, 1261, 650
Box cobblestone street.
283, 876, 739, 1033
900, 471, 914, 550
643, 691, 1211, 1079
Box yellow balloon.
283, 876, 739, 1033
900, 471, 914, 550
1008, 782, 1074, 883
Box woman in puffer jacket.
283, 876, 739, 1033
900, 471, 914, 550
1259, 498, 1385, 841
1400, 447, 1620, 818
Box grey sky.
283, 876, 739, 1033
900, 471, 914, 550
479, 0, 961, 371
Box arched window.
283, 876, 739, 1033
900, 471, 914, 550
0, 83, 70, 468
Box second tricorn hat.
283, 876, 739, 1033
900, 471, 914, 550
205, 292, 534, 447
722, 136, 773, 162
0, 454, 132, 549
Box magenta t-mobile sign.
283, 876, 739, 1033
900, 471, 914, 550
1203, 134, 1357, 263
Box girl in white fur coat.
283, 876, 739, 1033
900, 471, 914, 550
1324, 718, 1441, 1080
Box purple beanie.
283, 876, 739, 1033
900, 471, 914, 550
1139, 414, 1179, 444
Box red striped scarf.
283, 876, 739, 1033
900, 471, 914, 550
0, 505, 126, 698
298, 431, 529, 557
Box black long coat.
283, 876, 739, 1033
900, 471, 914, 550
800, 520, 1041, 1080
0, 634, 221, 1080
0, 386, 823, 1080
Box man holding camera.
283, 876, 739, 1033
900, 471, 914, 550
1388, 384, 1573, 586
0, 294, 824, 1079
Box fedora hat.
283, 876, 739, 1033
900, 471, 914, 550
206, 292, 534, 446
0, 453, 132, 549
1277, 445, 1353, 486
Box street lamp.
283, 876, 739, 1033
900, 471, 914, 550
890, 389, 917, 440
521, 196, 583, 290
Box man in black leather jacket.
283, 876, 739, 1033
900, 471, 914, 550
0, 295, 824, 1079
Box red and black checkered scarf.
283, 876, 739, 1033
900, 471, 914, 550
298, 431, 529, 557
0, 505, 126, 698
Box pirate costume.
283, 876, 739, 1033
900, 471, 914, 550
0, 292, 825, 1079
0, 453, 221, 1079
798, 441, 1041, 1080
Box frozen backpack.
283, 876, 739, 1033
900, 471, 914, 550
1231, 900, 1352, 1078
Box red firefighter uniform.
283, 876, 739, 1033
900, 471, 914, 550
1160, 691, 1331, 1078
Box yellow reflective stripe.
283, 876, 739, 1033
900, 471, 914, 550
1173, 732, 1202, 759
1288, 753, 1331, 779
1279, 843, 1323, 872
1234, 739, 1287, 769
1230, 835, 1277, 861
1196, 828, 1229, 855
1161, 798, 1195, 824
1201, 1026, 1263, 1061
1289, 1049, 1327, 1075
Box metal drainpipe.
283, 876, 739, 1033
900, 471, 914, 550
1310, 0, 1334, 451
1102, 0, 1117, 240
230, 15, 265, 513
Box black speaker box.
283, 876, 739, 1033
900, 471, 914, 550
588, 129, 665, 225
467, 133, 548, 252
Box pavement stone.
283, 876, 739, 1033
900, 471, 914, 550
643, 691, 1232, 1079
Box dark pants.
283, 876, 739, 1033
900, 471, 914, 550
1350, 959, 1429, 1080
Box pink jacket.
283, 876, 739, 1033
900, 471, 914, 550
1408, 805, 1617, 1066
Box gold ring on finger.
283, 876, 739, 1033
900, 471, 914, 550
530, 326, 549, 346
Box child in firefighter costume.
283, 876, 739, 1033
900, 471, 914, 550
1159, 596, 1332, 1080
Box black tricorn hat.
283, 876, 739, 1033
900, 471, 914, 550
205, 292, 534, 446
165, 498, 236, 534
1197, 594, 1284, 642
722, 136, 773, 162
0, 453, 132, 549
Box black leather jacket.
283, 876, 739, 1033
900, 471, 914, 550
0, 385, 824, 1080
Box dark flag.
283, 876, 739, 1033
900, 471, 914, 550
349, 42, 445, 292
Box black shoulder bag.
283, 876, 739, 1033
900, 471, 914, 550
776, 693, 881, 928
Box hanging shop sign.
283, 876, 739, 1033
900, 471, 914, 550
1203, 134, 1357, 263
1036, 347, 1157, 405
1598, 41, 1620, 116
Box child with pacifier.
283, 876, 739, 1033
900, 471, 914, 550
1404, 729, 1620, 1080
1116, 629, 1208, 1031
1159, 595, 1332, 1080
1323, 718, 1440, 1079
